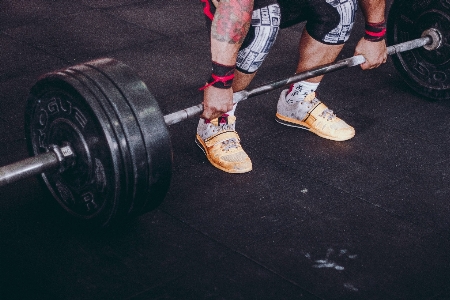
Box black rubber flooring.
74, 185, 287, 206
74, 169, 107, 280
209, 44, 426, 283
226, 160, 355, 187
1, 1, 450, 299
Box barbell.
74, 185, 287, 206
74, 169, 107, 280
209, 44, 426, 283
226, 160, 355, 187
0, 1, 448, 227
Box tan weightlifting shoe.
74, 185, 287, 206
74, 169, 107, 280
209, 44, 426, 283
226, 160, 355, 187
275, 91, 355, 141
196, 129, 252, 174
196, 114, 252, 173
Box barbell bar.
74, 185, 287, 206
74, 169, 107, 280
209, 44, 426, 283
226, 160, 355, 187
164, 29, 439, 126
0, 27, 445, 227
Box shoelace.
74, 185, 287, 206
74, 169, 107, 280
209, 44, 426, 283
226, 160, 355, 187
319, 108, 336, 121
221, 124, 235, 132
304, 92, 317, 102
300, 93, 320, 111
221, 138, 240, 152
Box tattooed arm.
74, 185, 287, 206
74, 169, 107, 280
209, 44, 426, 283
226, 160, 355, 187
211, 0, 253, 64
354, 0, 387, 70
202, 0, 254, 120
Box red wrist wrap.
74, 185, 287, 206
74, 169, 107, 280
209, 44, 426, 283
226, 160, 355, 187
200, 61, 235, 90
364, 21, 386, 42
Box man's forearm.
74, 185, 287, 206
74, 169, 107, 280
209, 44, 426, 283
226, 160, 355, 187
210, 0, 254, 65
358, 0, 385, 23
354, 0, 387, 70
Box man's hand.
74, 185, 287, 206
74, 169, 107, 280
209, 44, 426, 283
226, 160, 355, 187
201, 86, 234, 120
354, 38, 387, 70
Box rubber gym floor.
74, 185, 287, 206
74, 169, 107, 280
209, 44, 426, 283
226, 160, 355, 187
1, 1, 450, 299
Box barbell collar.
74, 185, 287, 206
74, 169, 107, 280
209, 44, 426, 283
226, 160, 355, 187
0, 145, 74, 187
164, 33, 437, 126
421, 28, 442, 51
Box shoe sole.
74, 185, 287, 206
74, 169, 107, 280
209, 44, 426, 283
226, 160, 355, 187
275, 113, 355, 142
195, 136, 252, 174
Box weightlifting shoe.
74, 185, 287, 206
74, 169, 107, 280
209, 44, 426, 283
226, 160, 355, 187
275, 91, 355, 141
196, 116, 252, 173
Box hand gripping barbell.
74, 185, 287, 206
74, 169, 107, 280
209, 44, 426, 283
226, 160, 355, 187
0, 25, 446, 228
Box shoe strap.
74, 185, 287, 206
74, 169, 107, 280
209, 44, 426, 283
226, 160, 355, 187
205, 130, 240, 147
304, 102, 328, 126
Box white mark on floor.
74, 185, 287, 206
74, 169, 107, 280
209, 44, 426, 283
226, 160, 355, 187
344, 283, 359, 292
313, 260, 345, 271
301, 188, 308, 194
307, 248, 357, 272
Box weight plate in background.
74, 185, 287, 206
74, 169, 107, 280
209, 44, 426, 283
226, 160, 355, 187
25, 59, 172, 228
387, 0, 450, 100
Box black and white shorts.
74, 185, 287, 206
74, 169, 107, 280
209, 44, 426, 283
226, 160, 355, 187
201, 0, 358, 73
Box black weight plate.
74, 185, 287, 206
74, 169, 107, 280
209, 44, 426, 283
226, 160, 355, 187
387, 0, 450, 100
64, 62, 146, 223
82, 59, 173, 216
26, 77, 126, 228
72, 59, 173, 217
25, 59, 172, 227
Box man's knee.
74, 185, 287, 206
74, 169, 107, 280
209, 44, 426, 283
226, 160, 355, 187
236, 4, 281, 74
308, 0, 358, 45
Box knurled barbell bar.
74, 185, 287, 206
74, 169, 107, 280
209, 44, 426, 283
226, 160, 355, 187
0, 26, 445, 228
165, 29, 442, 125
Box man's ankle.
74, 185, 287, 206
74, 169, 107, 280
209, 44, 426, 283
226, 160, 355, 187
286, 81, 320, 103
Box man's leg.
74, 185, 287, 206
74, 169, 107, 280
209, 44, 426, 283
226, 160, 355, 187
232, 71, 256, 92
197, 2, 280, 173
275, 0, 357, 141
233, 28, 343, 91
296, 30, 344, 82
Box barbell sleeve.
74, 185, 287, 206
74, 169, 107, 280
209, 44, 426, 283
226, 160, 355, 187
387, 35, 431, 55
0, 152, 60, 187
163, 34, 434, 126
0, 145, 74, 187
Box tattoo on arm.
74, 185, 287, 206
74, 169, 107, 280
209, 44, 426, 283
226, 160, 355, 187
211, 0, 254, 44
